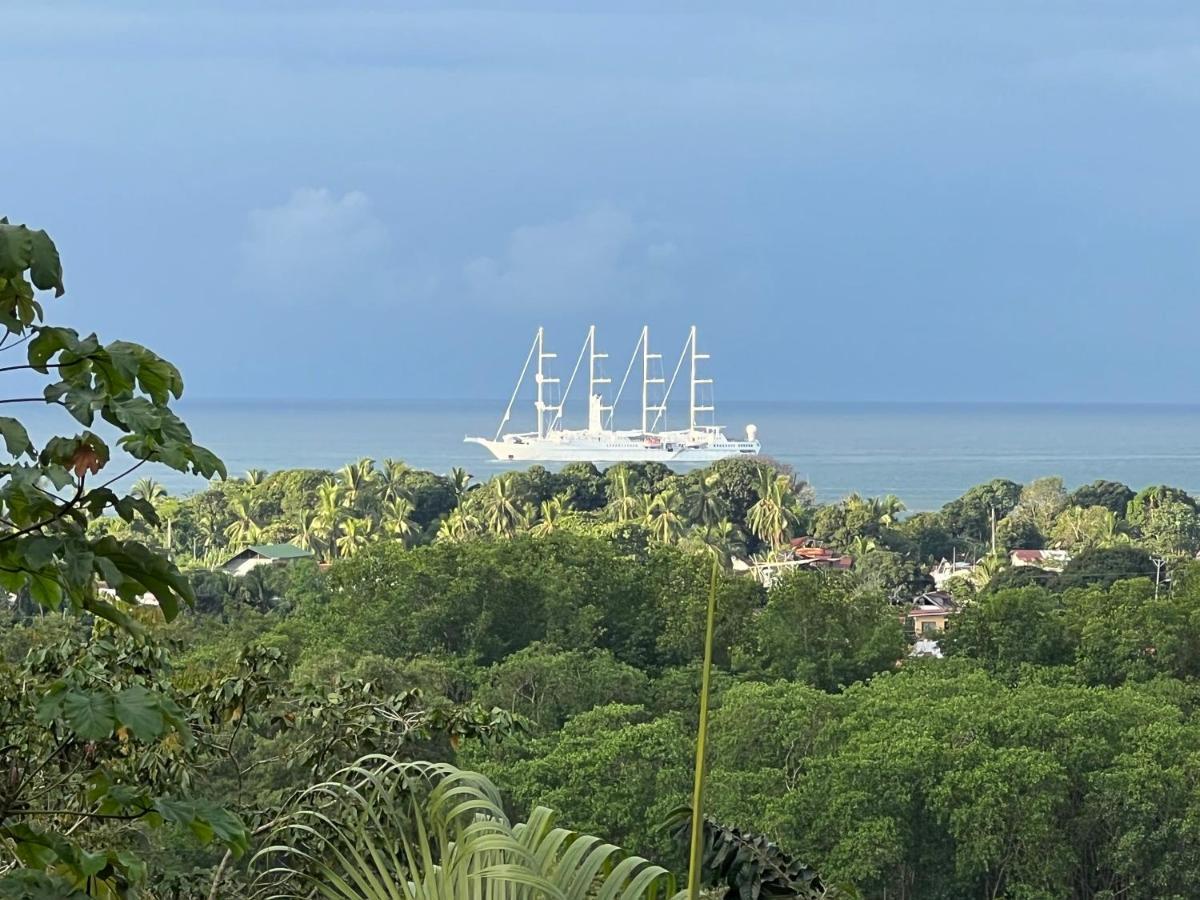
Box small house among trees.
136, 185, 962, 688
221, 543, 314, 577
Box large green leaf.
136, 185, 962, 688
62, 689, 117, 740
0, 222, 35, 277
27, 228, 64, 296
0, 416, 33, 457
114, 685, 165, 742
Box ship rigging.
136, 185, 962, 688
464, 326, 760, 463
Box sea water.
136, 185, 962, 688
27, 399, 1199, 512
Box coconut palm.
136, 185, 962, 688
381, 497, 419, 546
338, 458, 377, 509
848, 535, 879, 557
606, 469, 640, 523
530, 495, 573, 537
292, 509, 319, 553
336, 516, 374, 558
314, 479, 349, 561
746, 470, 796, 548
131, 477, 167, 504
876, 494, 906, 526
223, 497, 263, 549
483, 473, 523, 538
437, 507, 481, 542
644, 489, 686, 545
969, 553, 1007, 589
686, 519, 746, 568
684, 473, 727, 528
447, 466, 474, 503
379, 458, 411, 504
1050, 504, 1128, 551
195, 507, 222, 555
250, 756, 682, 900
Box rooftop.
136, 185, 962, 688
241, 544, 314, 561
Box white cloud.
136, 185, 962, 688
463, 204, 676, 308
240, 188, 390, 302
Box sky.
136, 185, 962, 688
6, 1, 1200, 403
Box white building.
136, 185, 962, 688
929, 558, 975, 589
220, 543, 314, 577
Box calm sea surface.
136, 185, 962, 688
28, 400, 1200, 512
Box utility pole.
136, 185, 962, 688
1152, 556, 1167, 600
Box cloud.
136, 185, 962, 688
240, 188, 391, 302
463, 204, 676, 307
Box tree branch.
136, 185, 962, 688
95, 459, 146, 492
0, 477, 85, 545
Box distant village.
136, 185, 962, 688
734, 538, 1078, 659
166, 536, 1093, 663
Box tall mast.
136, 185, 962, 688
535, 327, 558, 438
588, 325, 611, 431
641, 326, 664, 433
689, 325, 713, 433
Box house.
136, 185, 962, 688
221, 543, 314, 577
1010, 549, 1070, 570
909, 639, 944, 659
906, 590, 958, 637
929, 558, 975, 589
745, 552, 854, 588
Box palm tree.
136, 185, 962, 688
131, 477, 167, 504
849, 535, 879, 557
223, 497, 262, 549
335, 516, 374, 558
746, 470, 795, 548
483, 473, 523, 538
293, 509, 322, 556
606, 469, 640, 523
437, 507, 481, 542
243, 468, 267, 487
1050, 505, 1128, 551
876, 494, 907, 527
530, 495, 573, 537
379, 458, 411, 503
314, 478, 348, 561
686, 519, 746, 568
644, 488, 686, 545
195, 507, 222, 555
250, 757, 682, 900
381, 496, 419, 546
338, 457, 377, 510
684, 473, 727, 528
447, 466, 474, 503
969, 553, 1007, 589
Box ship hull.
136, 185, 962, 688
465, 435, 759, 463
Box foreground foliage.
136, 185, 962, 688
0, 219, 236, 895
251, 756, 684, 900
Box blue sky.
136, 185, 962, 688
6, 1, 1200, 402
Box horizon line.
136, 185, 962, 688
172, 396, 1200, 409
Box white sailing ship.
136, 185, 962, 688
465, 325, 760, 463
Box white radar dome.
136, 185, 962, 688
746, 424, 758, 441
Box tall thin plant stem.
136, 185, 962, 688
687, 556, 720, 899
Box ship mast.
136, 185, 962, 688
588, 326, 611, 432
689, 325, 713, 433
641, 326, 664, 434
535, 327, 559, 438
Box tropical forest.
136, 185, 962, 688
6, 222, 1200, 900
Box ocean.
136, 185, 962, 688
34, 399, 1197, 513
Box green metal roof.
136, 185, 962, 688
246, 543, 314, 560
